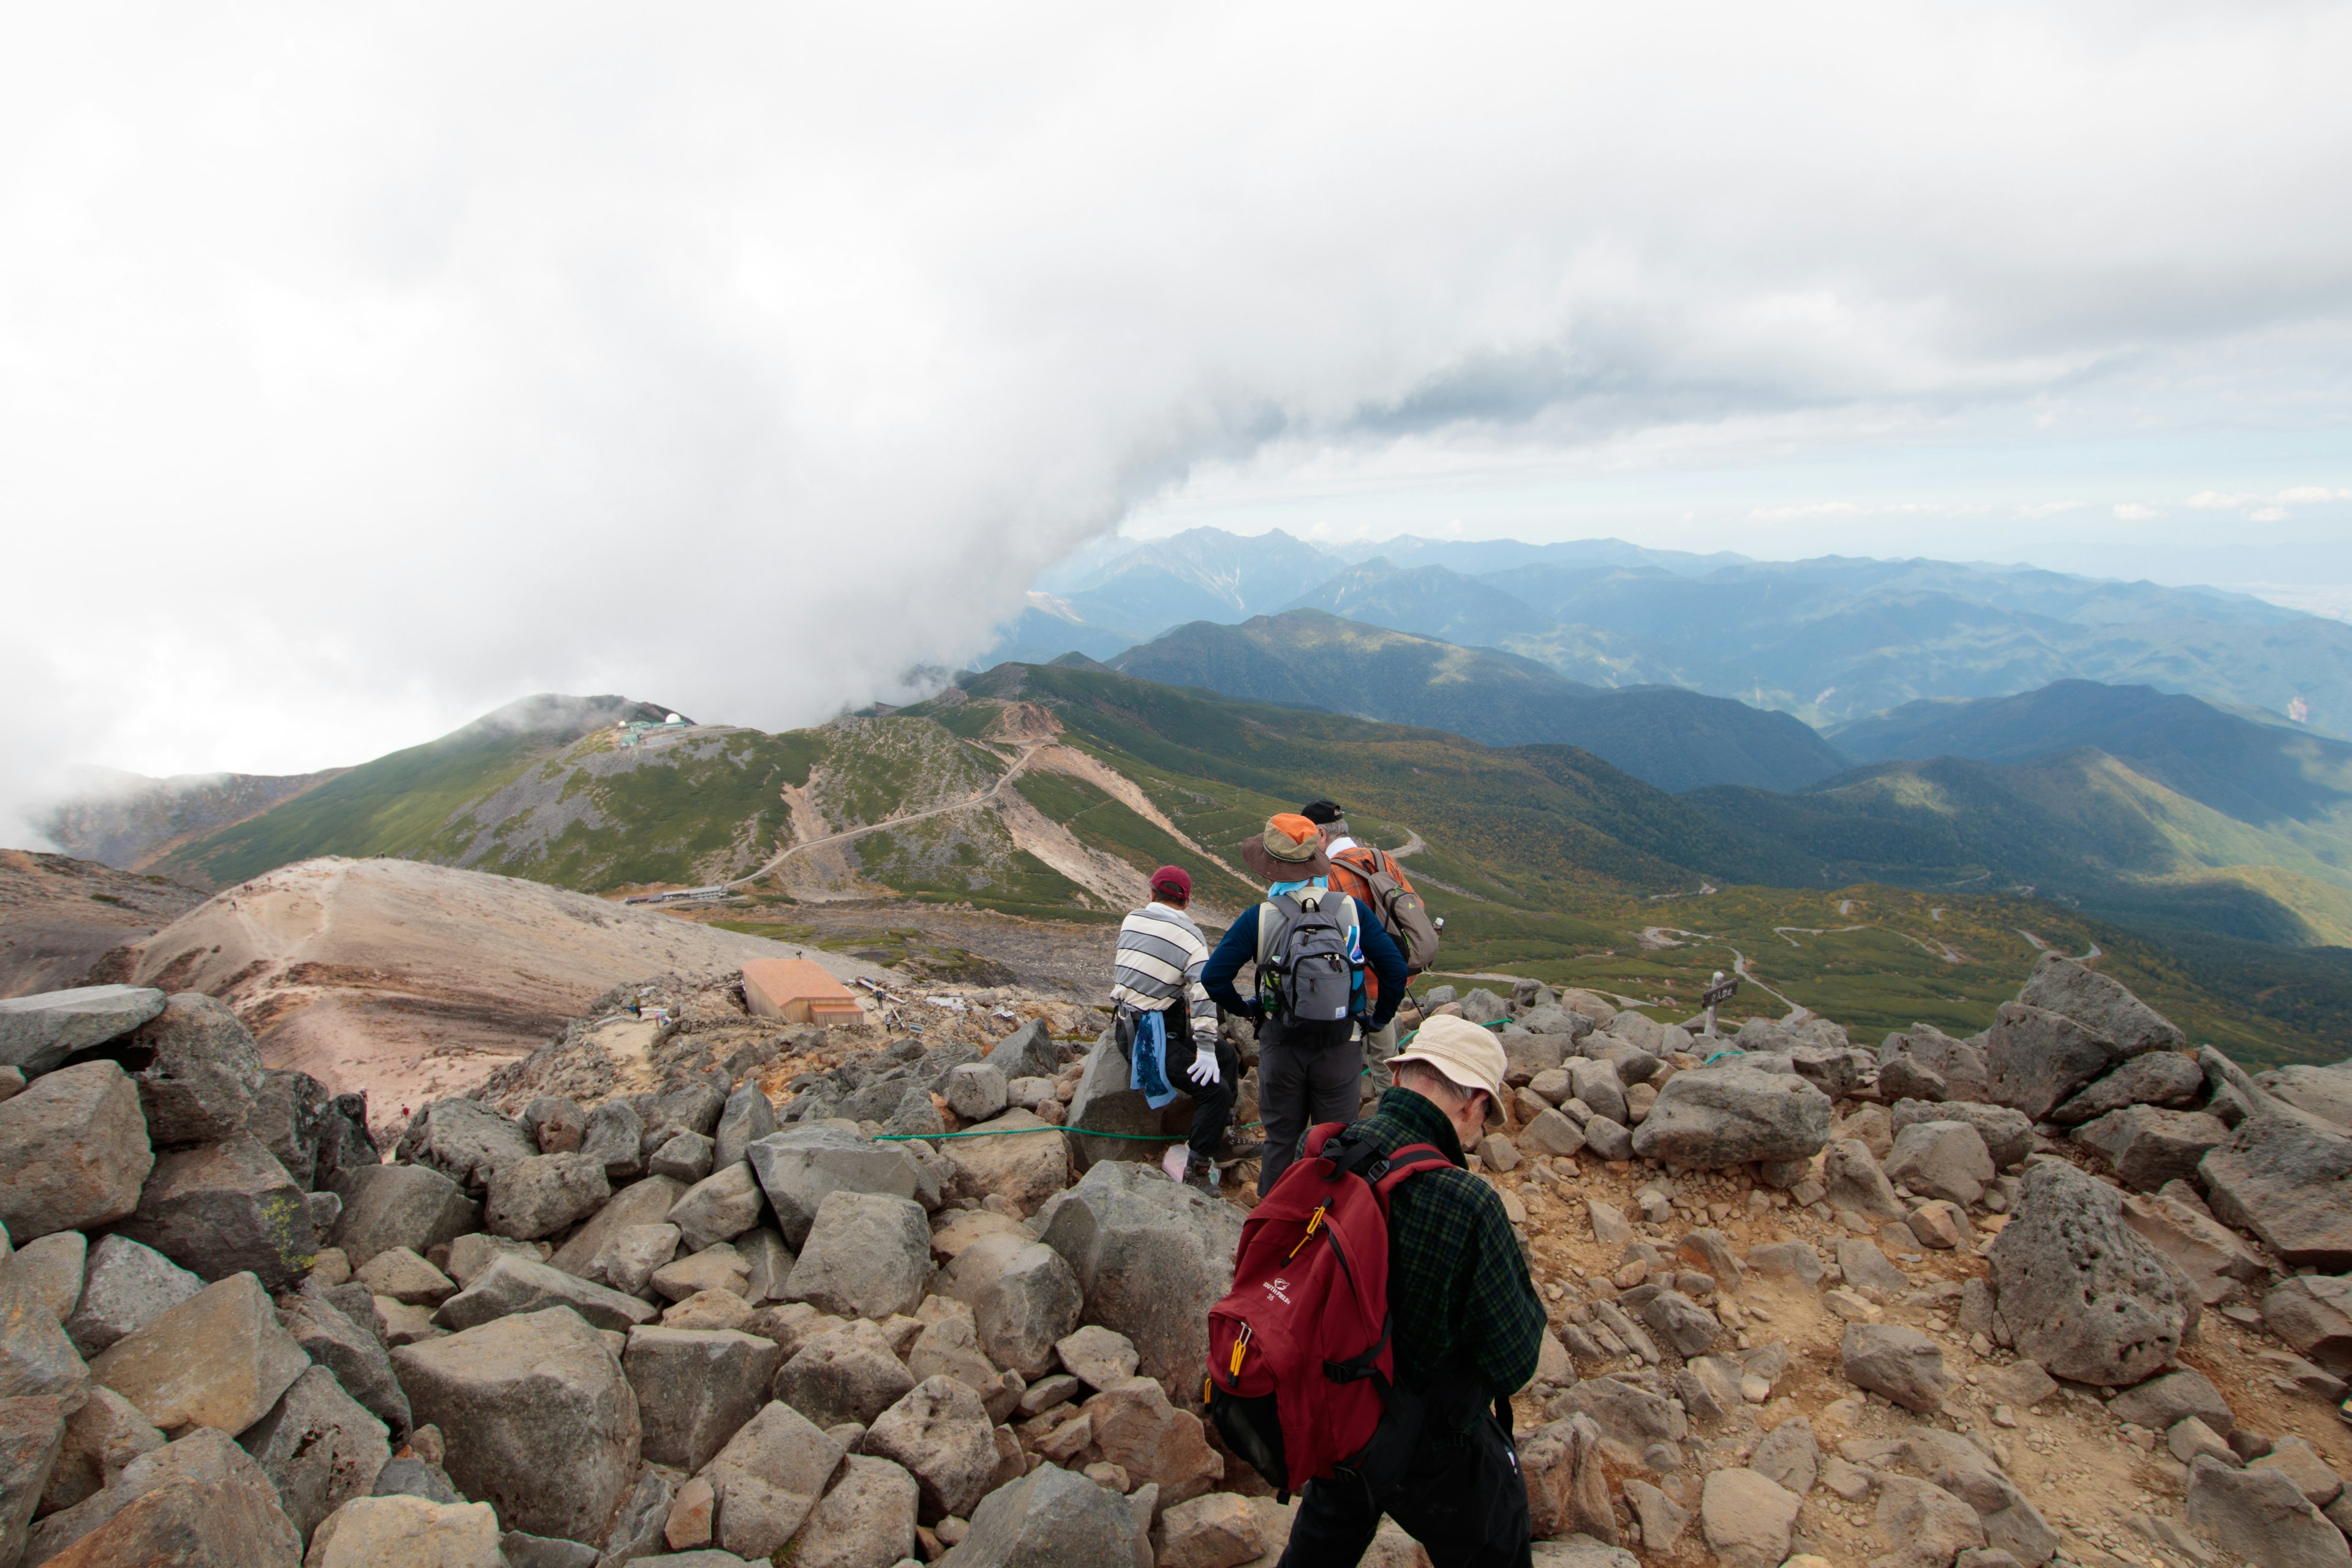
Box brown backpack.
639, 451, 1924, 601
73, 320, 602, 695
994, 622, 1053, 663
1327, 845, 1441, 974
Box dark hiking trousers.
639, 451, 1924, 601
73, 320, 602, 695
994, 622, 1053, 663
1275, 1410, 1533, 1568
1254, 1014, 1362, 1195
1167, 1007, 1239, 1159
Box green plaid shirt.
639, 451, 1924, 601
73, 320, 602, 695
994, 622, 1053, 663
1350, 1087, 1546, 1414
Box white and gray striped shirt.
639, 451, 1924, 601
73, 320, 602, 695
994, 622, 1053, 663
1110, 901, 1217, 1033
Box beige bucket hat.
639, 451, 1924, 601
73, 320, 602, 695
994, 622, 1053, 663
1390, 1014, 1508, 1103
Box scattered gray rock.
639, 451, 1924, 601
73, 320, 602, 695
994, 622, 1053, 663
1700, 1466, 1800, 1568
1747, 1241, 1825, 1287
1988, 1158, 2185, 1386
943, 1110, 1072, 1216
237, 1362, 391, 1541
523, 1095, 587, 1155
2255, 1065, 2352, 1130
277, 1291, 411, 1436
64, 1234, 202, 1357
2186, 1455, 2351, 1568
650, 1130, 717, 1183
1890, 1100, 2035, 1170
941, 1234, 1083, 1380
623, 1325, 783, 1470
1984, 1003, 2128, 1121
747, 1125, 929, 1249
1839, 1323, 1948, 1412
1883, 1024, 1992, 1104
2051, 1052, 2208, 1125
941, 1460, 1136, 1568
248, 1069, 332, 1189
1629, 1065, 1830, 1167
125, 992, 265, 1147
1036, 1158, 1245, 1397
786, 1191, 932, 1321
1875, 1476, 1988, 1568
398, 1099, 538, 1194
772, 1318, 917, 1429
485, 1152, 610, 1240
2073, 1106, 2231, 1192
583, 1098, 646, 1182
89, 1272, 309, 1435
0, 1058, 154, 1241
1822, 1139, 1907, 1221
2262, 1275, 2352, 1374
697, 1398, 845, 1558
712, 1084, 778, 1169
2109, 1366, 2233, 1433
2019, 954, 2187, 1057
1749, 1415, 1819, 1496
432, 1252, 658, 1332
666, 1161, 767, 1255
546, 1173, 684, 1278
2200, 1107, 2352, 1270
987, 1019, 1062, 1080
330, 1163, 481, 1270
946, 1063, 1011, 1123
790, 1452, 921, 1568
0, 984, 165, 1076
392, 1305, 641, 1545
865, 1374, 1000, 1523
1884, 1120, 1995, 1205
1, 1273, 91, 1408
1580, 1115, 1635, 1162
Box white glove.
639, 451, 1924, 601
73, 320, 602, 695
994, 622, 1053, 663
1185, 1048, 1221, 1088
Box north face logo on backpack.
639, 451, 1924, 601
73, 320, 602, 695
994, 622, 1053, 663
1262, 1277, 1293, 1306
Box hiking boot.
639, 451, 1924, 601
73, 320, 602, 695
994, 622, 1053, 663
1183, 1155, 1219, 1191
1218, 1136, 1266, 1161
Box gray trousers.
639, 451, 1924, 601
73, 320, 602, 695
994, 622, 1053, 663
1255, 1015, 1363, 1196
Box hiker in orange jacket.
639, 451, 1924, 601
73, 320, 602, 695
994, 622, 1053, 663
1300, 798, 1422, 1065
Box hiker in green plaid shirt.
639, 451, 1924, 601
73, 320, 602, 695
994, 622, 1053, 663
1277, 1014, 1547, 1568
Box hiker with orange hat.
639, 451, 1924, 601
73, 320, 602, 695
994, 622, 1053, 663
1202, 813, 1409, 1194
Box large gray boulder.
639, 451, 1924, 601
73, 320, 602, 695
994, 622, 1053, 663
546, 1173, 684, 1276
987, 1019, 1062, 1081
771, 1318, 916, 1428
789, 1452, 921, 1568
944, 1110, 1072, 1216
864, 1374, 1005, 1523
89, 1272, 311, 1435
1988, 1159, 2186, 1387
1036, 1158, 1245, 1398
2073, 1106, 2230, 1191
1, 1272, 91, 1408
391, 1306, 640, 1544
330, 1164, 481, 1270
1889, 1099, 2035, 1170
1983, 1001, 2131, 1121
398, 1100, 538, 1194
236, 1362, 390, 1542
666, 1162, 767, 1254
483, 1152, 609, 1241
939, 1233, 1084, 1380
940, 1462, 1136, 1568
2108, 1368, 2234, 1433
582, 1098, 646, 1181
2187, 1455, 2352, 1568
2200, 1107, 2352, 1270
747, 1126, 929, 1250
785, 1191, 931, 1321
0, 984, 165, 1077
699, 1398, 846, 1559
125, 992, 265, 1147
2051, 1052, 2207, 1125
1822, 1139, 1905, 1220
622, 1325, 782, 1470
2263, 1275, 2352, 1373
0, 1058, 154, 1240
1629, 1065, 1830, 1167
431, 1253, 658, 1333
2, 1388, 72, 1545
65, 1234, 202, 1357
113, 1132, 315, 1289
712, 1084, 778, 1169
1882, 1024, 1991, 1104
277, 1292, 411, 1436
2019, 954, 2187, 1057
24, 1425, 303, 1567
2256, 1063, 2352, 1129
1062, 1030, 1169, 1170
1883, 1121, 1994, 1205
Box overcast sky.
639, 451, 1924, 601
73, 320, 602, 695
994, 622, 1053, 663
4, 3, 2350, 842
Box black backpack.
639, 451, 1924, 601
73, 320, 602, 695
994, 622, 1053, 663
1255, 891, 1360, 1025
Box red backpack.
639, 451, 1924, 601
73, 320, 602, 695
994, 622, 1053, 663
1203, 1123, 1451, 1501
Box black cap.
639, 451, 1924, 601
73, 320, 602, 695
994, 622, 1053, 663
1298, 798, 1344, 824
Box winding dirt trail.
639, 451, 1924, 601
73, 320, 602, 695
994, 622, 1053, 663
727, 744, 1049, 890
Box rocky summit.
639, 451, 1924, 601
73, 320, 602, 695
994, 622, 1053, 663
1, 950, 2350, 1568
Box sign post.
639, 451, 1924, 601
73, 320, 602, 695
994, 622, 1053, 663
1700, 970, 1739, 1038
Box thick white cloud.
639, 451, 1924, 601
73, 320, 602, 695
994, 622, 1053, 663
4, 2, 2350, 842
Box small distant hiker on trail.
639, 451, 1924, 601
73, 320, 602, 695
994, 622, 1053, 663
1203, 812, 1407, 1194
1110, 865, 1238, 1190
1298, 797, 1440, 1069
1227, 1014, 1545, 1568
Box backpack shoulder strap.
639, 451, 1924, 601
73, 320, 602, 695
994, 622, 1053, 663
1255, 896, 1292, 966
1368, 1141, 1452, 1198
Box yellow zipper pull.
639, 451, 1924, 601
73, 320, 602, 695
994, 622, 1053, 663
1229, 1321, 1253, 1376
1286, 1205, 1326, 1261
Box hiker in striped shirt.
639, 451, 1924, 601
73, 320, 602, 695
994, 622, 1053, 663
1112, 865, 1240, 1190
